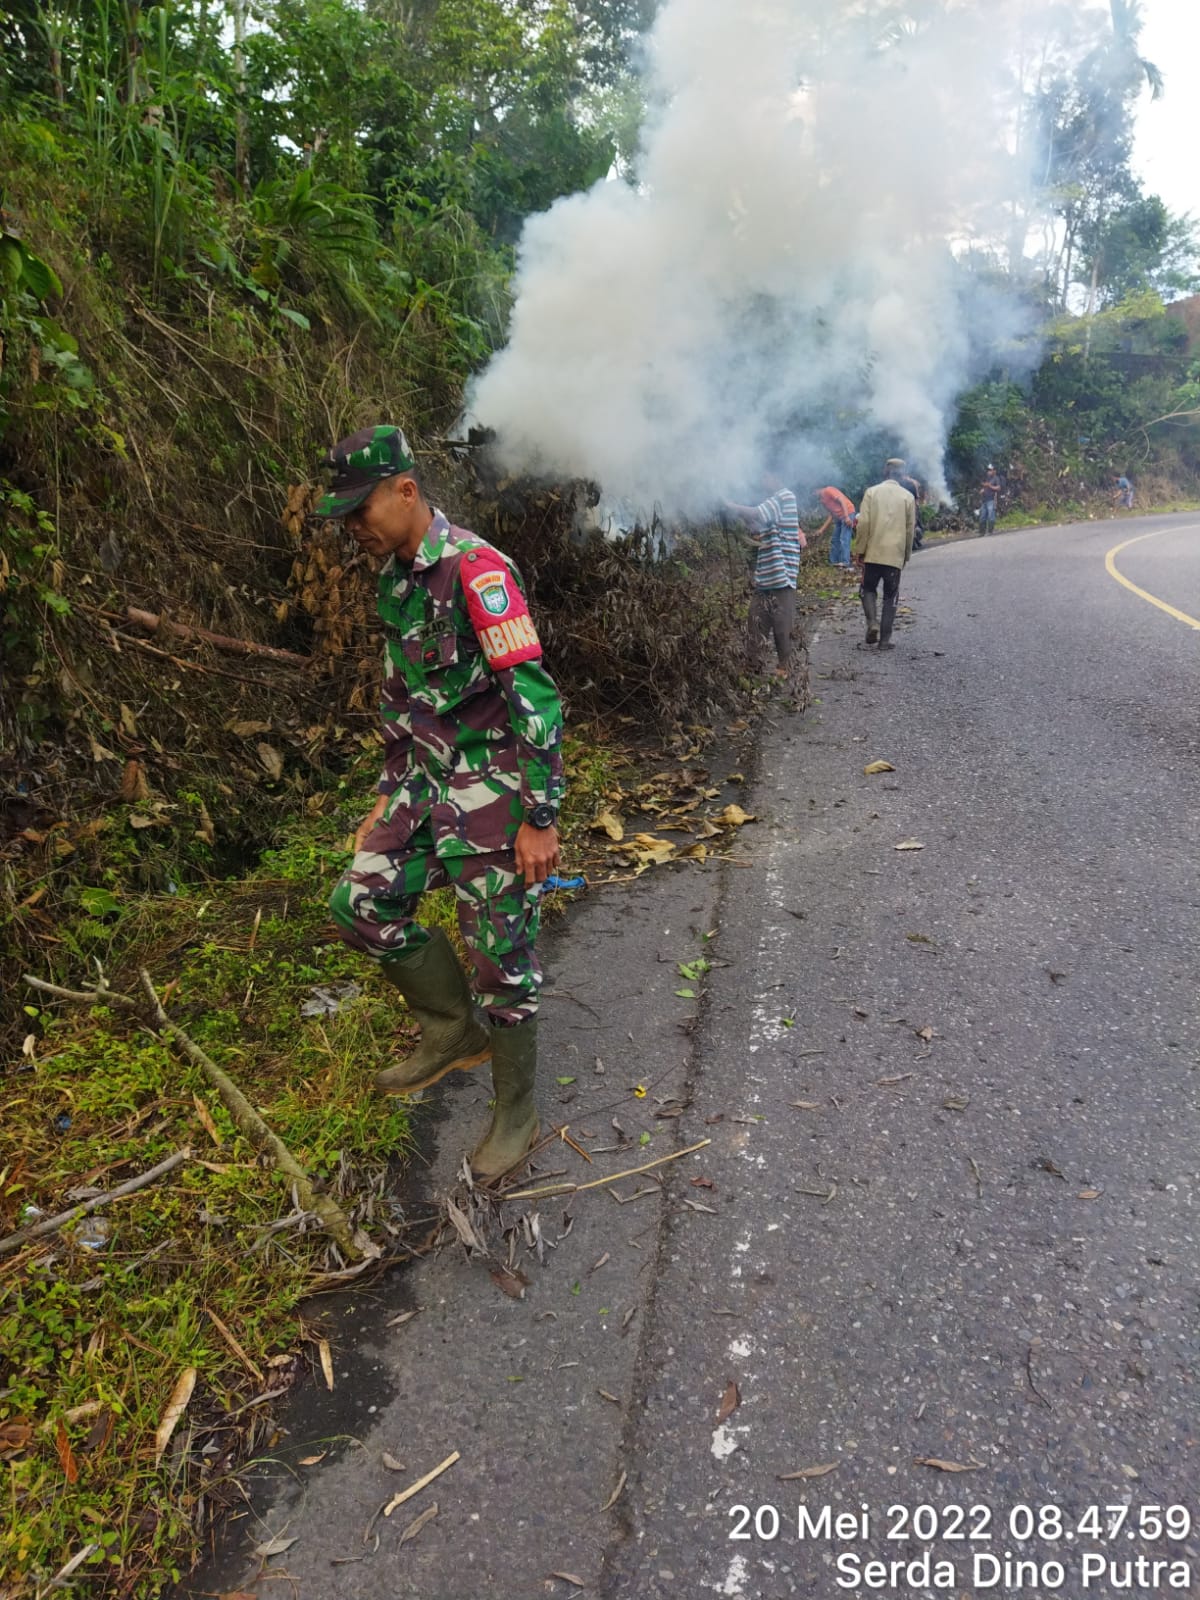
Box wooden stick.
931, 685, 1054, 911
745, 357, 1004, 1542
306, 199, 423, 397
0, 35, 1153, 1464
133, 969, 370, 1261
23, 971, 372, 1263
0, 1148, 190, 1257
382, 1451, 460, 1517
121, 606, 310, 666
503, 1139, 712, 1203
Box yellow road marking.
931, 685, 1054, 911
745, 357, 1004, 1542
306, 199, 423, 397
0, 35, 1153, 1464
1104, 526, 1200, 632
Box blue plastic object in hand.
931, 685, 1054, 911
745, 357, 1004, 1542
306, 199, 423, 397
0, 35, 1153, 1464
536, 874, 586, 895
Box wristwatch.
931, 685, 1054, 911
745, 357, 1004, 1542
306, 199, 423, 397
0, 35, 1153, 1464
525, 803, 558, 829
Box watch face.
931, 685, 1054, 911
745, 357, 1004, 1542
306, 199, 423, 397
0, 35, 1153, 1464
528, 805, 557, 829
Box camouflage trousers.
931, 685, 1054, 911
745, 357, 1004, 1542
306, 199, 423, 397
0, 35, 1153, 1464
328, 819, 542, 1024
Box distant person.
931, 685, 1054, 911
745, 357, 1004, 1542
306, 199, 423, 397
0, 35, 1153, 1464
979, 464, 1001, 534
725, 472, 806, 679
813, 485, 857, 567
853, 458, 915, 652
899, 470, 925, 551
1113, 473, 1134, 511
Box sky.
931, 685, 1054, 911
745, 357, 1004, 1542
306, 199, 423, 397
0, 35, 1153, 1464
1132, 0, 1200, 219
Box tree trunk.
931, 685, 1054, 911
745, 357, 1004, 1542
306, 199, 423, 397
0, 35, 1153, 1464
1082, 253, 1101, 366
231, 0, 250, 194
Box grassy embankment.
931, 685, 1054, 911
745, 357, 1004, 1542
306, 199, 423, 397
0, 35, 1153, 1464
1, 733, 615, 1598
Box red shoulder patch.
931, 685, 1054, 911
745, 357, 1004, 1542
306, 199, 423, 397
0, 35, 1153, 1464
462, 553, 543, 669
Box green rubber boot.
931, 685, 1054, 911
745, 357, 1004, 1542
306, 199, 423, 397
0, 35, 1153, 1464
471, 1018, 540, 1182
879, 592, 898, 650
861, 589, 880, 644
374, 929, 491, 1095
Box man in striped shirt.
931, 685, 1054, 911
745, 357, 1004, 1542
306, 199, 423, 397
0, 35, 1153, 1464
726, 473, 806, 678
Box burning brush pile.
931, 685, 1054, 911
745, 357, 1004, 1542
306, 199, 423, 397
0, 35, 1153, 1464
458, 445, 762, 729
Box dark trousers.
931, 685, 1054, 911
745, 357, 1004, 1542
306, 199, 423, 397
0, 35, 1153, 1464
860, 563, 901, 605
749, 586, 797, 669
860, 561, 901, 644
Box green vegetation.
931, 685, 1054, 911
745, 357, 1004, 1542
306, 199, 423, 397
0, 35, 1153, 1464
2, 789, 423, 1596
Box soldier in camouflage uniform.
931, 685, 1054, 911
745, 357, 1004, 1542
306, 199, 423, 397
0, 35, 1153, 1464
312, 426, 565, 1181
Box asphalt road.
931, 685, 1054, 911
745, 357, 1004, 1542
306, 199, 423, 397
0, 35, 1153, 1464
603, 511, 1200, 1600
188, 512, 1200, 1600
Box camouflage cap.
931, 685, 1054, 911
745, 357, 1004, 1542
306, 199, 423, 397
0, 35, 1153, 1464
312, 425, 416, 519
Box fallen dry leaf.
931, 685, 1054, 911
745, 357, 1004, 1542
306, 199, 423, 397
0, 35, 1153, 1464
386, 1310, 419, 1328
715, 804, 756, 827
444, 1196, 485, 1253
1078, 1188, 1103, 1201
0, 1421, 35, 1458
863, 760, 895, 775
778, 1462, 839, 1481
228, 719, 273, 737
298, 1452, 327, 1467
894, 839, 925, 852
717, 1380, 741, 1426
602, 1469, 627, 1511
550, 1575, 587, 1590
256, 742, 284, 781
120, 758, 149, 803
590, 810, 624, 842
916, 1026, 934, 1043
55, 1419, 79, 1484
790, 1100, 822, 1110
194, 799, 216, 848
192, 1092, 223, 1146
318, 1338, 335, 1392
253, 1535, 297, 1559
630, 833, 676, 866
943, 1094, 970, 1112
489, 1266, 530, 1300
81, 1407, 114, 1457
398, 1502, 438, 1547
154, 1367, 197, 1466
915, 1457, 984, 1473
381, 1451, 405, 1471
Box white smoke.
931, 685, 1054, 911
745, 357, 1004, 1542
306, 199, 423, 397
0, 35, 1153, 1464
469, 0, 1044, 512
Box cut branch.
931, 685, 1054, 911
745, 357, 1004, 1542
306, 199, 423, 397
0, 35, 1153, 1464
502, 1138, 712, 1202
0, 1148, 190, 1258
23, 971, 374, 1262
119, 606, 310, 666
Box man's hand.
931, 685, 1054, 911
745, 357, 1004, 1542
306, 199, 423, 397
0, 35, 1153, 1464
353, 794, 389, 855
515, 822, 560, 887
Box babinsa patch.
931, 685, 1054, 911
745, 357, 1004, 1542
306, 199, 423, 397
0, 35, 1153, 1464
464, 555, 543, 669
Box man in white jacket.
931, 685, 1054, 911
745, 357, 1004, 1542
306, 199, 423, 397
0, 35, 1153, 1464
853, 458, 916, 651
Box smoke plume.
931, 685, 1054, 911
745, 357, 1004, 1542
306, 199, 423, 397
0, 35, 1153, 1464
469, 0, 1041, 512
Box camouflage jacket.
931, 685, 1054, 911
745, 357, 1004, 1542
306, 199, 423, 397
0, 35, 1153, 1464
374, 511, 565, 857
